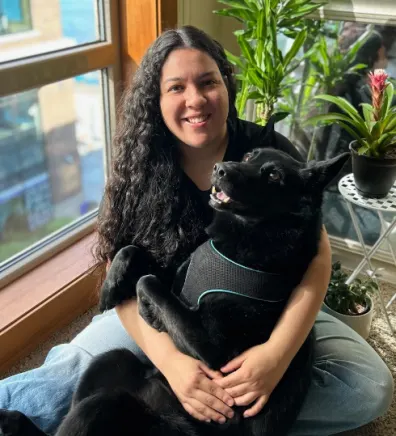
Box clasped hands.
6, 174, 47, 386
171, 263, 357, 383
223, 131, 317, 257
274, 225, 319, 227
163, 341, 289, 424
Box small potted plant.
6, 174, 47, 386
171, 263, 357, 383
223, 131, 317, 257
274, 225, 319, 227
306, 69, 396, 198
322, 262, 377, 339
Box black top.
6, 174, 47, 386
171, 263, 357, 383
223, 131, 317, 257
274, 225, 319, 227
181, 118, 302, 228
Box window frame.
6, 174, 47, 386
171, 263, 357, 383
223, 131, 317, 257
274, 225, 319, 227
0, 0, 121, 288
0, 0, 177, 374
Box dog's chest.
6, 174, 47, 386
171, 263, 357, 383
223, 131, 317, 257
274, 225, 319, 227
179, 240, 296, 308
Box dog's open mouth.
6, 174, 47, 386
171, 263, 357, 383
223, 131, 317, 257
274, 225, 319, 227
210, 186, 232, 204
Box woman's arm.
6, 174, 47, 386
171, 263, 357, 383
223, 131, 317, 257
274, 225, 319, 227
268, 225, 332, 363
116, 299, 235, 423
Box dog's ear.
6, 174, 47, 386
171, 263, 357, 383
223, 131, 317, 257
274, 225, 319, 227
262, 115, 276, 145
301, 152, 350, 190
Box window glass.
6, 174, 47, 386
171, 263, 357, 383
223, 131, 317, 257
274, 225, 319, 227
0, 71, 105, 264
0, 0, 100, 62
278, 21, 396, 247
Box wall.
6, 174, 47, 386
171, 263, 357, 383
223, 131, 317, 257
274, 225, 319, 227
178, 0, 241, 55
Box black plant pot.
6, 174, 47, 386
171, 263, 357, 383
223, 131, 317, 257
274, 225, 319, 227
349, 142, 396, 198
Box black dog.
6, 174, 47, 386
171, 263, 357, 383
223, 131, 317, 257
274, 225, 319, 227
0, 144, 349, 436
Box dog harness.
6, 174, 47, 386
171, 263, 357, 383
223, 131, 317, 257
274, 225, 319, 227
180, 240, 296, 307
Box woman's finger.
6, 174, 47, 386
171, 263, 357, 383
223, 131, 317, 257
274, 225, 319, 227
224, 382, 250, 398
194, 386, 234, 419
183, 402, 210, 422
188, 398, 227, 424
201, 377, 234, 407
243, 395, 269, 418
199, 363, 224, 381
233, 391, 258, 407
215, 369, 243, 389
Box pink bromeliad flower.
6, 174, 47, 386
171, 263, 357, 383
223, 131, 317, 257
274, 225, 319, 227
368, 69, 389, 120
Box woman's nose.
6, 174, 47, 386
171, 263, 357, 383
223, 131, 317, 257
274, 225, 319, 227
185, 87, 206, 107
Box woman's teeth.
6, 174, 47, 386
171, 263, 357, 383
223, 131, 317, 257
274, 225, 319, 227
186, 115, 210, 124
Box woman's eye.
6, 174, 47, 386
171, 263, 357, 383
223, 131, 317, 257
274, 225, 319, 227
268, 171, 281, 182
169, 85, 183, 93
202, 79, 217, 87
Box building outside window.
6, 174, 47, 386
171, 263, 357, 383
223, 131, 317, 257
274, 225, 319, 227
0, 0, 118, 281
0, 0, 32, 36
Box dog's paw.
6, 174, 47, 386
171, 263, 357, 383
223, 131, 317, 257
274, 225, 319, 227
0, 409, 43, 436
137, 275, 167, 332
99, 245, 151, 311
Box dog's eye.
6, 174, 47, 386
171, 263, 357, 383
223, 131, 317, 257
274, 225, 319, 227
243, 152, 254, 162
268, 171, 281, 182
243, 150, 259, 162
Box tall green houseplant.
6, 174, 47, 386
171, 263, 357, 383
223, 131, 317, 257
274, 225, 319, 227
214, 0, 326, 125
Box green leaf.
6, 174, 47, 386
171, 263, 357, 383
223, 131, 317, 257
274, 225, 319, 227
214, 8, 255, 22
247, 91, 264, 100
371, 121, 381, 140
347, 63, 368, 73
225, 49, 245, 70
385, 82, 394, 119
314, 95, 369, 136
283, 29, 307, 68
237, 34, 256, 64
236, 80, 250, 118
256, 8, 267, 66
234, 28, 253, 38
384, 115, 396, 132
247, 68, 264, 88
360, 103, 374, 126
304, 113, 363, 142
272, 111, 290, 122
378, 132, 396, 147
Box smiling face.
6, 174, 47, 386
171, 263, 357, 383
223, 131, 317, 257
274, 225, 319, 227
159, 48, 229, 151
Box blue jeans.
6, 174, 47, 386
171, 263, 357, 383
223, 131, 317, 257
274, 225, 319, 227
0, 309, 393, 436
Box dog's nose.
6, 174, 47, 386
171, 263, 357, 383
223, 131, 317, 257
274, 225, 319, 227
214, 163, 226, 178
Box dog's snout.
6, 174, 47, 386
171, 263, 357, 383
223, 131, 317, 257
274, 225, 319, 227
214, 163, 226, 178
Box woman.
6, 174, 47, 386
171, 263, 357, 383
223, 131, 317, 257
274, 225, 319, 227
0, 25, 393, 436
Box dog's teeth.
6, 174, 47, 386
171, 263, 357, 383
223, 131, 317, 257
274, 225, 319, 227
223, 196, 230, 203
212, 186, 216, 194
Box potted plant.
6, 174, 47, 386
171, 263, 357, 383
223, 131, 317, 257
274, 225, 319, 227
322, 261, 377, 339
306, 69, 396, 198
214, 0, 326, 125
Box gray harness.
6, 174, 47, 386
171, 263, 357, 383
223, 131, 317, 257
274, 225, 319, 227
180, 240, 295, 307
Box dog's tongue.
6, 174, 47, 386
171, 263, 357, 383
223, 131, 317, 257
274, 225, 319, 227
216, 191, 228, 200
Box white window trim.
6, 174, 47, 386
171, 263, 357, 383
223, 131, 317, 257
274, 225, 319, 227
312, 0, 396, 25
0, 30, 41, 45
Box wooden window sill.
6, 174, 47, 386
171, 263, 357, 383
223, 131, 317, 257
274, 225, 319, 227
0, 233, 103, 374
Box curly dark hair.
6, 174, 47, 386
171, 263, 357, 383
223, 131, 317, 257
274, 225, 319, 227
94, 26, 237, 273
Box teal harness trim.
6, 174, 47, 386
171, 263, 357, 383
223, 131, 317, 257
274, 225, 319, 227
197, 289, 285, 306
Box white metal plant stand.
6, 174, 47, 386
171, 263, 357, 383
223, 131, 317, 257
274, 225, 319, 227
338, 174, 396, 334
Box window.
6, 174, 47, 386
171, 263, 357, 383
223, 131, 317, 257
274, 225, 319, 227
276, 2, 396, 261
0, 0, 101, 62
0, 73, 105, 264
0, 0, 120, 286
0, 0, 32, 36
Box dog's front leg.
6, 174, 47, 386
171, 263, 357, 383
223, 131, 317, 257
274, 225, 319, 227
99, 245, 154, 311
137, 275, 222, 367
